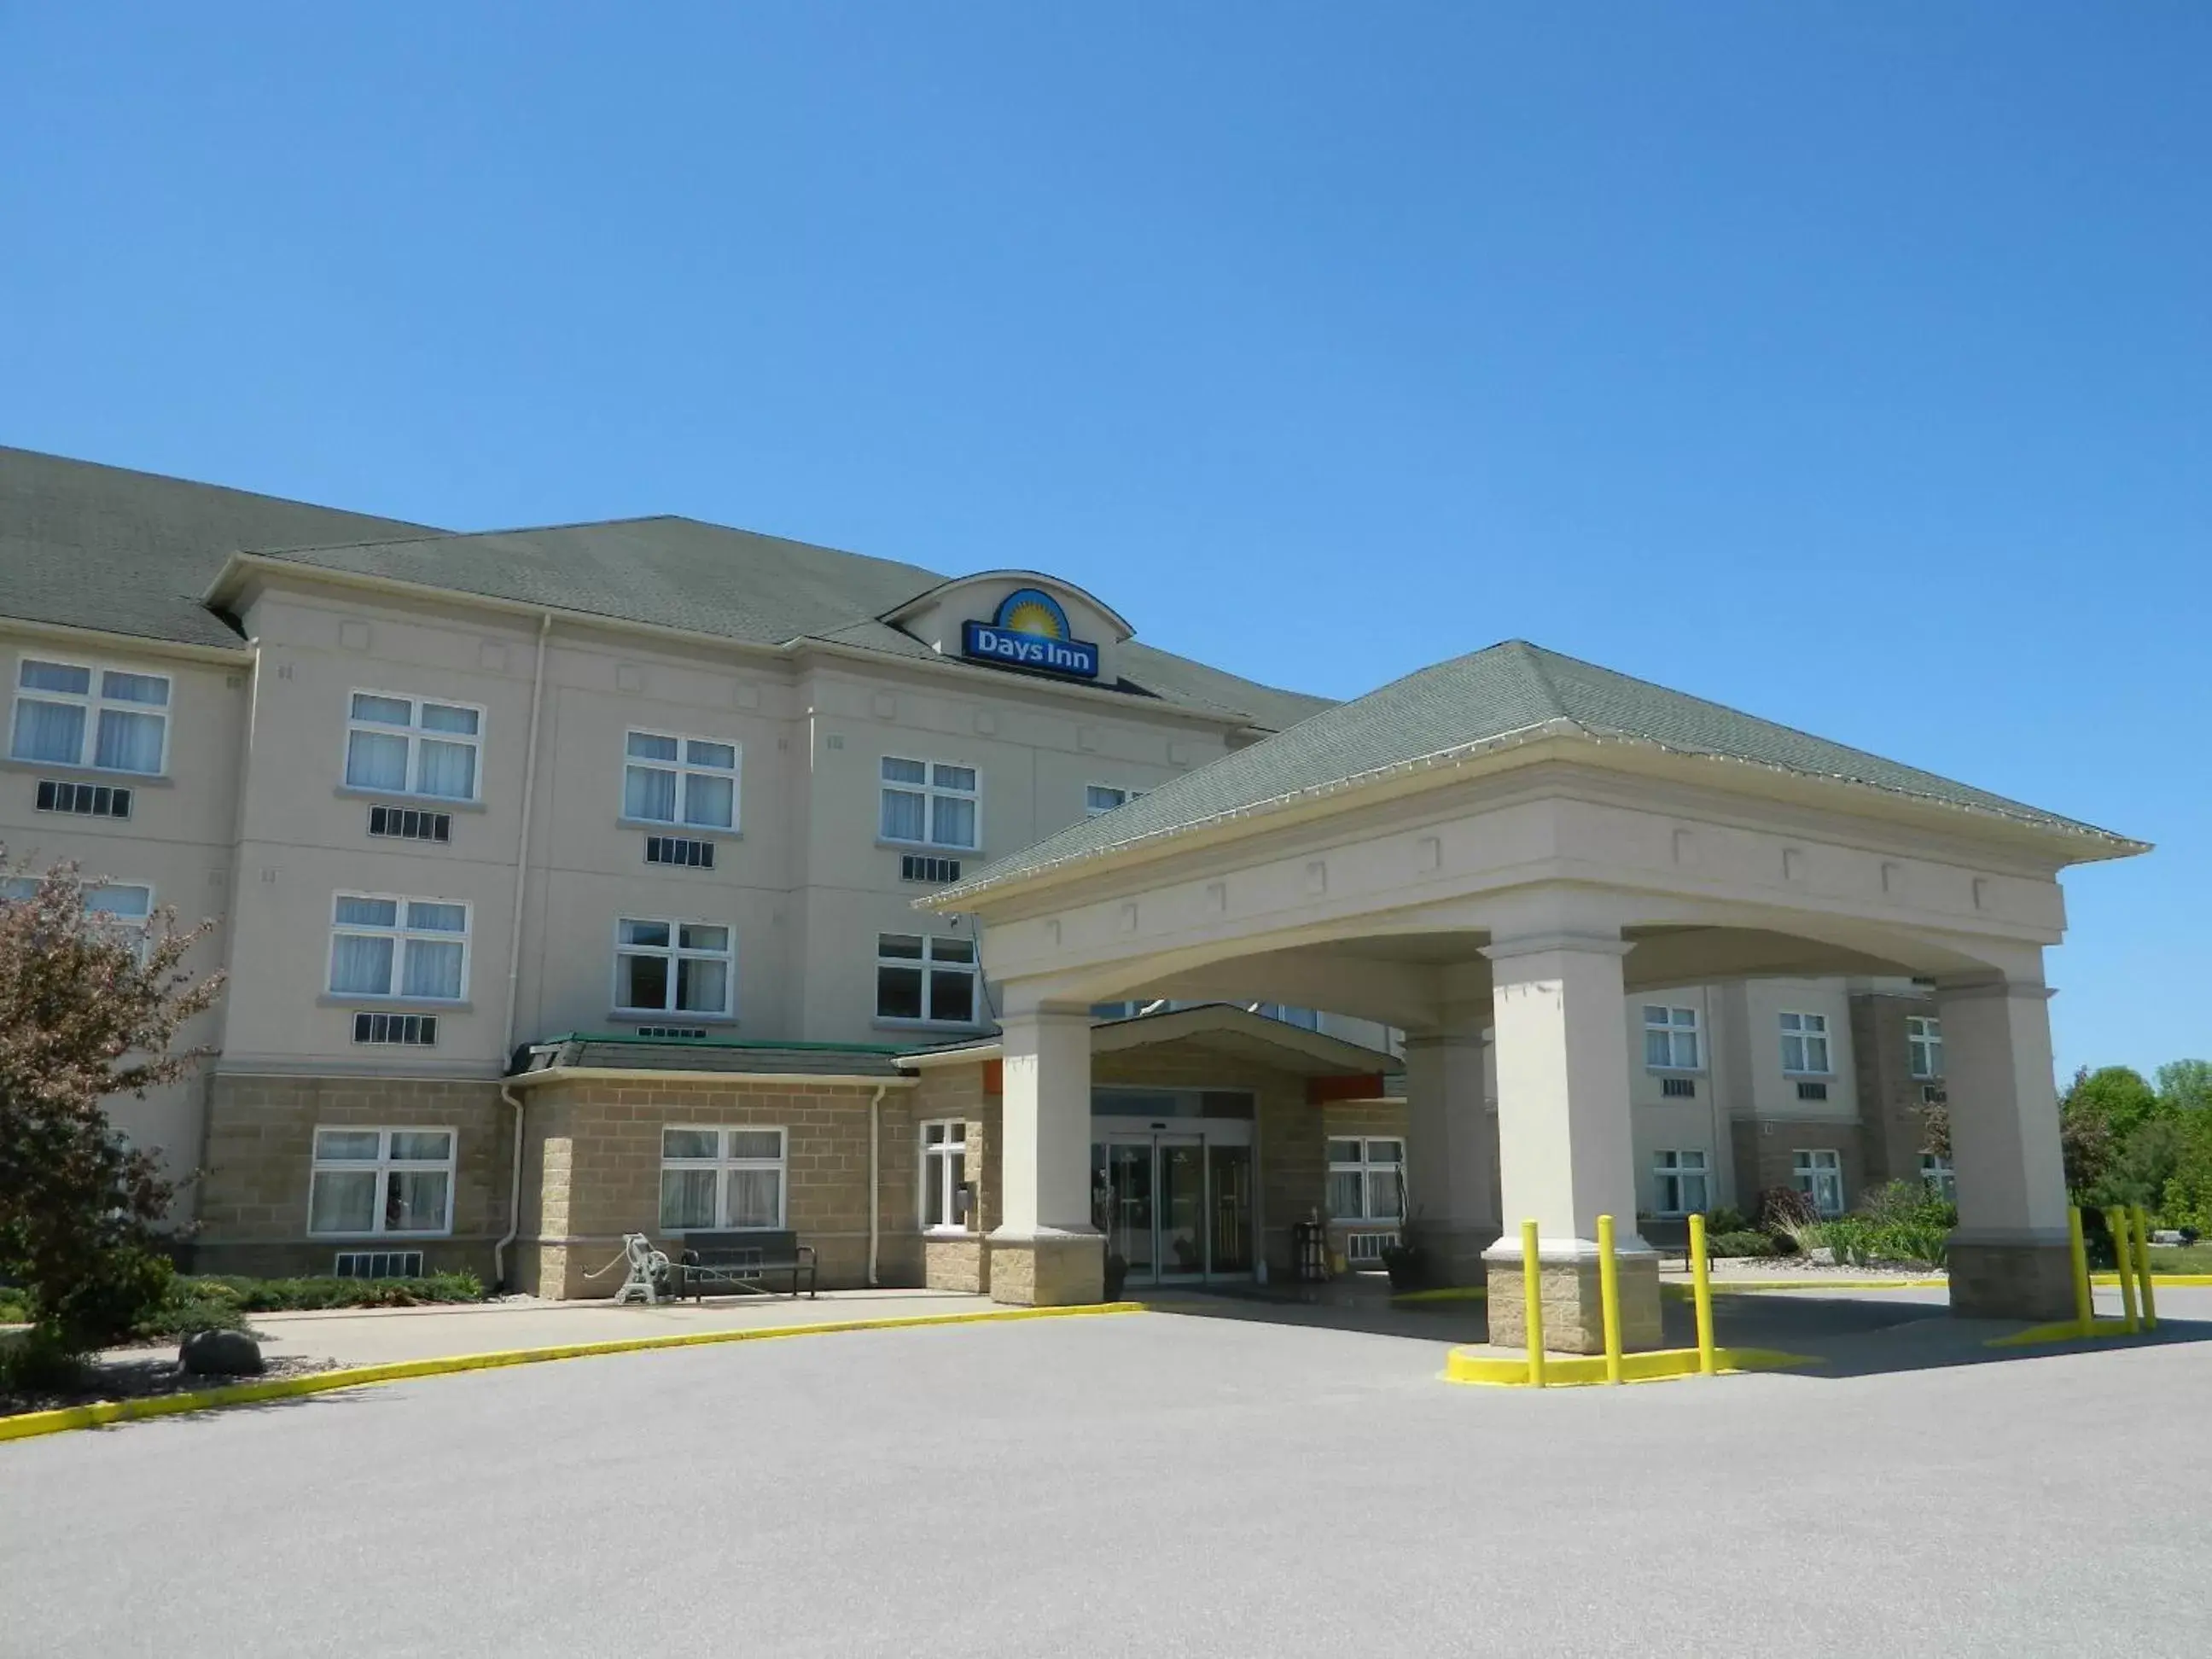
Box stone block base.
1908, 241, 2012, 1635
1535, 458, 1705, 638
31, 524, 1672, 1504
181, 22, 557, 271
987, 1231, 1105, 1307
1949, 1237, 2075, 1321
924, 1234, 989, 1295
1406, 1220, 1503, 1289
1483, 1252, 1663, 1354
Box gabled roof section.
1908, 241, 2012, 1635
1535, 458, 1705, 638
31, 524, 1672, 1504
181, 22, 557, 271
881, 569, 1137, 639
0, 445, 434, 649
932, 641, 2147, 902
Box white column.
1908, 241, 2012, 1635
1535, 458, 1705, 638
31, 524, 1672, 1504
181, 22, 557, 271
989, 1001, 1103, 1305
1934, 975, 2073, 1319
1402, 1025, 1498, 1283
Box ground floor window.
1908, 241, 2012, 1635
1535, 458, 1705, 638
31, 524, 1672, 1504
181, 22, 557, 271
660, 1126, 786, 1231
1327, 1138, 1405, 1222
920, 1119, 968, 1229
1652, 1150, 1709, 1216
1794, 1148, 1845, 1216
1920, 1152, 1956, 1202
307, 1127, 455, 1237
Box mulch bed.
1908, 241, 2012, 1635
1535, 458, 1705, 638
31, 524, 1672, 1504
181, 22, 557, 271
1, 1350, 342, 1418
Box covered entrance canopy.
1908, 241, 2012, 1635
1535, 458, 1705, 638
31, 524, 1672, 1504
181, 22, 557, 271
923, 642, 2147, 1348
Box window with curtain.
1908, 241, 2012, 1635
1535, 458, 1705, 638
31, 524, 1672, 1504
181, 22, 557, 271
10, 657, 171, 774
920, 1120, 968, 1229
1778, 1011, 1831, 1074
307, 1126, 456, 1237
614, 918, 734, 1016
328, 894, 469, 1001
1652, 1150, 1709, 1215
1644, 1005, 1702, 1070
659, 1126, 786, 1231
1327, 1138, 1405, 1222
622, 730, 739, 829
875, 932, 978, 1024
1793, 1149, 1845, 1216
345, 691, 482, 800
879, 756, 979, 849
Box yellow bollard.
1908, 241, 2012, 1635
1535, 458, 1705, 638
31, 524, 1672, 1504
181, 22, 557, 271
1689, 1211, 1718, 1376
1521, 1219, 1545, 1388
2134, 1205, 2157, 1331
1597, 1214, 1623, 1385
2106, 1208, 2139, 1334
2067, 1206, 2093, 1335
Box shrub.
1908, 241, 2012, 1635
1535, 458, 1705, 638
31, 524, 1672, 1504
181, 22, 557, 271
1702, 1208, 1755, 1237
1708, 1230, 1776, 1259
178, 1272, 486, 1313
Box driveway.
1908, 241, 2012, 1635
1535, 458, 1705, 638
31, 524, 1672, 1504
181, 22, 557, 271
5, 1297, 2209, 1657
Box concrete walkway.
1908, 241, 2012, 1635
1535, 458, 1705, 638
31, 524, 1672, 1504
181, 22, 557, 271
222, 1289, 999, 1369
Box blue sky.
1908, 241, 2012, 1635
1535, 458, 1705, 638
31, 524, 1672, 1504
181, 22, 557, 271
3, 3, 2204, 1079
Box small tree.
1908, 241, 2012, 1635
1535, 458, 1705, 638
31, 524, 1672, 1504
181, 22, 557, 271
0, 854, 224, 1356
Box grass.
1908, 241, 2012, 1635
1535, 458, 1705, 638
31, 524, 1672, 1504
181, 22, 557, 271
2146, 1243, 2212, 1273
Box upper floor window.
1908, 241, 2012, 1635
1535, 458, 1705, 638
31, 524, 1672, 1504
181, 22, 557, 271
10, 657, 170, 775
624, 731, 738, 830
615, 918, 734, 1017
876, 932, 978, 1025
881, 757, 978, 850
1906, 1016, 1943, 1080
1778, 1010, 1831, 1075
329, 894, 469, 1002
346, 691, 481, 801
1086, 784, 1145, 816
1, 876, 154, 952
1252, 1002, 1321, 1031
1644, 1004, 1702, 1070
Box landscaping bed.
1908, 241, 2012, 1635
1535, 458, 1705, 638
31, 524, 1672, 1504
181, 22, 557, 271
1, 1348, 342, 1418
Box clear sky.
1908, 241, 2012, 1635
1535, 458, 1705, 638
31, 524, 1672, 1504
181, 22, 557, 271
3, 4, 2205, 1080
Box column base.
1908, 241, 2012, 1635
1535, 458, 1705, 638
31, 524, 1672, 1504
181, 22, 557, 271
1482, 1249, 1662, 1354
1405, 1220, 1503, 1288
986, 1229, 1105, 1307
1948, 1234, 2074, 1321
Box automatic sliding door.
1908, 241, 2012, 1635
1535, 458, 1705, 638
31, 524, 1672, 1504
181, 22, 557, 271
1156, 1138, 1206, 1278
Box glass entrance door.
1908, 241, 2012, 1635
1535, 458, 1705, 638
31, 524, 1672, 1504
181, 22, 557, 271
1091, 1129, 1253, 1286
1156, 1137, 1205, 1279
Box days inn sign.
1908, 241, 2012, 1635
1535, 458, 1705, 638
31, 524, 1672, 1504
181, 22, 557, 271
961, 587, 1101, 680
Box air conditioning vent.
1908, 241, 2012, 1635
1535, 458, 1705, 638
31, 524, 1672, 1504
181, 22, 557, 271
1796, 1080, 1830, 1103
35, 779, 132, 818
900, 853, 962, 884
335, 1249, 424, 1279
646, 835, 715, 869
1343, 1231, 1400, 1265
352, 1011, 439, 1046
1921, 1084, 1947, 1105
1661, 1076, 1697, 1098
636, 1025, 709, 1040
369, 805, 452, 843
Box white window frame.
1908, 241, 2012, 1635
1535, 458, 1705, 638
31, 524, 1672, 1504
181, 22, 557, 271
658, 1126, 788, 1232
1, 876, 155, 955
343, 688, 485, 802
1085, 783, 1146, 817
1920, 1153, 1956, 1202
875, 932, 981, 1027
327, 892, 472, 1004
9, 653, 172, 776
920, 1119, 969, 1231
1643, 1004, 1703, 1071
1327, 1137, 1406, 1224
1778, 1010, 1832, 1076
879, 755, 981, 852
1793, 1148, 1845, 1217
612, 917, 736, 1018
1652, 1150, 1709, 1216
620, 728, 741, 831
1906, 1016, 1944, 1080
306, 1126, 457, 1238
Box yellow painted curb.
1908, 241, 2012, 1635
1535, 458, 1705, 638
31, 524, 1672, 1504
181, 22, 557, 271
1444, 1344, 1817, 1388
1986, 1317, 2143, 1348
1390, 1285, 1487, 1303
2094, 1272, 2212, 1288
1688, 1278, 1950, 1294
0, 1301, 1146, 1446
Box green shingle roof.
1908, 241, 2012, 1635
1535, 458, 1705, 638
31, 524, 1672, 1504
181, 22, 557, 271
936, 641, 2142, 899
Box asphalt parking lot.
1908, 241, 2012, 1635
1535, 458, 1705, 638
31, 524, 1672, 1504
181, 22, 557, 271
5, 1295, 2211, 1657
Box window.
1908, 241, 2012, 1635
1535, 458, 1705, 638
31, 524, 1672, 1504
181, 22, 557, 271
1327, 1138, 1406, 1223
615, 919, 734, 1016
1086, 783, 1145, 816
921, 1120, 968, 1230
899, 853, 962, 884
1661, 1075, 1697, 1099
1652, 1150, 1709, 1216
876, 933, 978, 1025
1644, 1004, 1701, 1070
329, 894, 469, 1002
10, 657, 170, 774
1779, 1010, 1831, 1075
352, 1011, 439, 1046
366, 805, 451, 843
1793, 1149, 1845, 1216
308, 1127, 455, 1237
643, 835, 715, 869
333, 1249, 424, 1279
1, 877, 154, 949
623, 730, 738, 830
880, 757, 979, 850
1920, 1153, 1956, 1202
659, 1126, 785, 1231
344, 691, 481, 801
35, 778, 132, 818
1906, 1016, 1943, 1080
1251, 1003, 1321, 1031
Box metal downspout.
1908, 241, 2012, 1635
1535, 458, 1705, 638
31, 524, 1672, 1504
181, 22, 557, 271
868, 1084, 887, 1286
493, 613, 553, 1290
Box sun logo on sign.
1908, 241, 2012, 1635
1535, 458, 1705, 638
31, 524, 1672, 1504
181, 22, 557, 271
995, 588, 1071, 641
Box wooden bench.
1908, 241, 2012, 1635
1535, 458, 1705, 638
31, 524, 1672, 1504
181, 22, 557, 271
675, 1231, 818, 1301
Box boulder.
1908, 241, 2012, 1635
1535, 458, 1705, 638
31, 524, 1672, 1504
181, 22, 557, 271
179, 1329, 265, 1377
